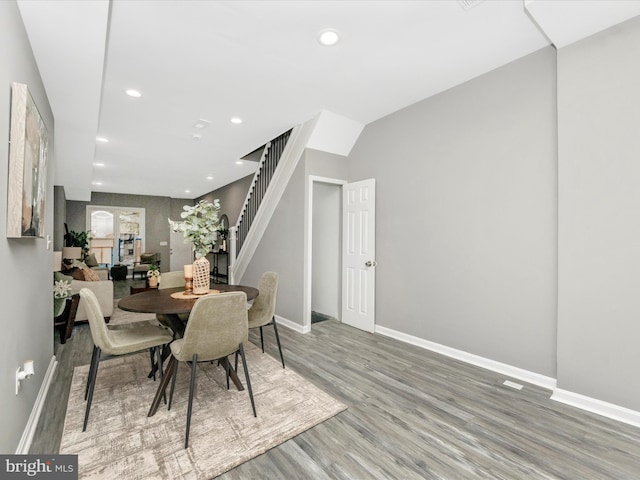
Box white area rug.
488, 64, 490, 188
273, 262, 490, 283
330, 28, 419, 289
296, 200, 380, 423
60, 342, 346, 479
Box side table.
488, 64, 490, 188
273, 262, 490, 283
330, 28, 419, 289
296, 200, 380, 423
54, 293, 80, 344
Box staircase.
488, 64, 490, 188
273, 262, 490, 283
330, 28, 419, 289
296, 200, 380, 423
228, 118, 317, 283
235, 129, 291, 254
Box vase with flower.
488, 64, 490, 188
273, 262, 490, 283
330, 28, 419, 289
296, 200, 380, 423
147, 262, 160, 288
169, 199, 221, 294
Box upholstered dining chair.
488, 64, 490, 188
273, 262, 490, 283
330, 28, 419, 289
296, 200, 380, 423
159, 270, 187, 289
243, 272, 284, 368
79, 288, 173, 432
167, 291, 256, 448
156, 271, 189, 327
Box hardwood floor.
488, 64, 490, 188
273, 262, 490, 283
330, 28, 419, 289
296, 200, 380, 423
32, 316, 640, 479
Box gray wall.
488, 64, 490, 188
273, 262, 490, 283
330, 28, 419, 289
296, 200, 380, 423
242, 158, 307, 322
557, 16, 640, 410
198, 174, 253, 227
0, 0, 55, 453
53, 186, 66, 251
66, 193, 191, 273
347, 47, 559, 377
243, 150, 350, 325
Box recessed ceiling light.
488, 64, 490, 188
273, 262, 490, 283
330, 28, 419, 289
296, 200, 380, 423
318, 29, 340, 46
92, 181, 103, 186
93, 162, 105, 167
96, 137, 109, 143
192, 133, 202, 141
206, 176, 214, 180
235, 161, 243, 165
230, 117, 243, 125
125, 89, 142, 98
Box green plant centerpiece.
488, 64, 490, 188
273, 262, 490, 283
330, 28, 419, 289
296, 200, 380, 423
169, 199, 221, 294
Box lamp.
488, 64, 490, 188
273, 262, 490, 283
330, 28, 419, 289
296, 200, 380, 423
61, 246, 82, 261
53, 251, 62, 272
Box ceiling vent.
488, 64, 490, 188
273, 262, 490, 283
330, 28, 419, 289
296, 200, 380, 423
457, 0, 485, 11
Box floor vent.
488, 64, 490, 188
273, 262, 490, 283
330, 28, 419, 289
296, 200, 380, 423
503, 380, 523, 390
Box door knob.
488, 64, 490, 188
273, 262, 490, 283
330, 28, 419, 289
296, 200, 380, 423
365, 260, 377, 267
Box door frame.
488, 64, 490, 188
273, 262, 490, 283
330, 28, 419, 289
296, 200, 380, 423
303, 175, 347, 333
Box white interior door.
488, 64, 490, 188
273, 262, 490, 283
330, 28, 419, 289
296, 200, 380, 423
170, 228, 193, 271
342, 178, 376, 332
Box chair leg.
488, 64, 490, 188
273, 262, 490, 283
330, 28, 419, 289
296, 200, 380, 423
155, 346, 167, 404
85, 345, 99, 401
185, 353, 198, 449
168, 356, 179, 411
272, 317, 285, 369
83, 346, 101, 432
238, 343, 256, 417
149, 348, 156, 381
259, 326, 264, 352
234, 351, 239, 372
225, 356, 230, 390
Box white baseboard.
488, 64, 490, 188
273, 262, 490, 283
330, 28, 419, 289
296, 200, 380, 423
375, 325, 557, 390
275, 314, 310, 334
375, 325, 640, 429
15, 355, 58, 454
551, 388, 640, 428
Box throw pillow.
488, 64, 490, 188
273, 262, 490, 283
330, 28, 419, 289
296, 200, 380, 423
84, 253, 99, 267
71, 259, 87, 269
54, 271, 73, 284
68, 268, 85, 281
82, 268, 102, 282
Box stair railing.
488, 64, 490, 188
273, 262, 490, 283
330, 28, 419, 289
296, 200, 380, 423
229, 129, 292, 263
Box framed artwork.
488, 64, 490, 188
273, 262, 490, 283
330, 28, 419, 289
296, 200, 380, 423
6, 82, 49, 238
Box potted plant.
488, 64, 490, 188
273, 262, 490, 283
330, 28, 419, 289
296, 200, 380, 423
169, 199, 221, 294
65, 230, 90, 258
147, 262, 160, 287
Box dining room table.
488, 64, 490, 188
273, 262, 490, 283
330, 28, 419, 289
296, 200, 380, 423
117, 284, 259, 416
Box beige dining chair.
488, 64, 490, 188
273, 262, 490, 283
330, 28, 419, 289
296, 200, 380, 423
79, 288, 173, 432
159, 270, 186, 289
242, 272, 284, 368
167, 291, 256, 448
157, 271, 189, 326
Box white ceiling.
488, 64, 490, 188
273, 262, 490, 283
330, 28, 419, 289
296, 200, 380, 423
16, 0, 640, 201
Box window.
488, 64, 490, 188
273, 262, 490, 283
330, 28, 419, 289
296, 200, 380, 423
86, 206, 145, 265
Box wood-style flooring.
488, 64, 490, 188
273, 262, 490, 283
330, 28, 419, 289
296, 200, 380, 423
31, 306, 640, 479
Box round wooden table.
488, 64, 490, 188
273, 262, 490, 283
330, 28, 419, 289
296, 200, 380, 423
118, 285, 258, 337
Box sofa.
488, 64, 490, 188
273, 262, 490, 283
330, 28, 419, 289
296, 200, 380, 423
56, 261, 114, 322
71, 278, 114, 322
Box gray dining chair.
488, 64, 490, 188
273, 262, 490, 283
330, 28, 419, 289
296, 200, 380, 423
167, 291, 256, 448
79, 288, 173, 432
242, 272, 284, 368
157, 270, 189, 327
159, 270, 186, 289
